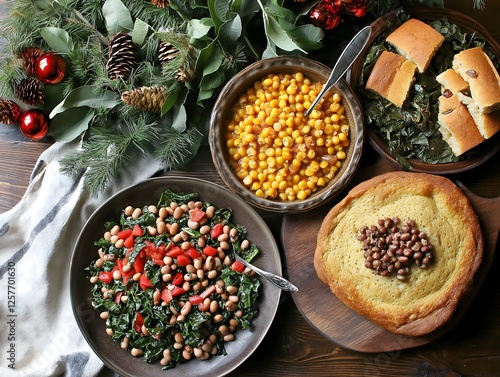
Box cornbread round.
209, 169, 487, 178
314, 171, 483, 336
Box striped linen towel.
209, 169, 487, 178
0, 141, 163, 377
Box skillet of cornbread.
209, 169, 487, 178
314, 171, 483, 337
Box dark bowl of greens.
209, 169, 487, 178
348, 7, 500, 174
70, 176, 282, 377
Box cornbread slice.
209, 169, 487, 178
365, 50, 417, 107
436, 68, 471, 102
314, 172, 483, 336
437, 95, 484, 156
466, 104, 500, 139
386, 18, 445, 73
453, 47, 500, 114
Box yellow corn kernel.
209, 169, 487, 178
336, 150, 346, 160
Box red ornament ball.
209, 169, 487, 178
36, 53, 67, 84
309, 1, 343, 30
19, 109, 49, 140
340, 0, 369, 18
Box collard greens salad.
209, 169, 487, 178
357, 10, 499, 167
86, 189, 261, 369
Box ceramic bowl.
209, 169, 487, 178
209, 56, 364, 213
348, 7, 500, 174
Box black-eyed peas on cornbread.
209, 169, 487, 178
225, 72, 350, 201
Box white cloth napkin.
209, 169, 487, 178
0, 141, 164, 377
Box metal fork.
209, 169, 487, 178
230, 244, 298, 292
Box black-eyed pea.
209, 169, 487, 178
210, 300, 219, 313
244, 267, 256, 276
131, 207, 142, 219
174, 332, 184, 343
177, 314, 186, 322
197, 236, 206, 248
200, 224, 211, 234
158, 207, 168, 219
173, 234, 183, 243
210, 346, 218, 355
230, 228, 238, 241
112, 269, 121, 280
131, 348, 143, 357
153, 289, 161, 306
164, 256, 173, 266
213, 314, 223, 323
218, 233, 229, 242
110, 234, 119, 244
182, 348, 193, 360
141, 325, 150, 336
226, 285, 238, 295
95, 258, 104, 268
192, 282, 202, 291
214, 257, 223, 270
170, 222, 179, 235
193, 258, 203, 270
229, 318, 239, 327
110, 225, 120, 235
219, 241, 230, 250
188, 219, 199, 230
225, 301, 237, 312
122, 263, 132, 273
194, 347, 204, 358
163, 348, 171, 360
205, 206, 215, 218
121, 336, 130, 349
219, 325, 229, 336
201, 279, 209, 288
103, 232, 112, 241
205, 256, 214, 271
133, 272, 142, 282
241, 239, 250, 250
106, 328, 113, 336
234, 309, 243, 318
160, 265, 171, 274
197, 269, 205, 280
124, 205, 134, 216
207, 270, 218, 279
223, 225, 231, 235
163, 273, 172, 282
173, 342, 184, 350
186, 264, 196, 273
181, 302, 192, 316
182, 281, 191, 292
100, 311, 109, 320
120, 295, 128, 303
180, 204, 189, 213
223, 255, 232, 266
90, 276, 99, 284
147, 226, 157, 236
228, 295, 239, 303
147, 205, 158, 214
160, 357, 170, 366
98, 248, 105, 258
169, 316, 177, 325
223, 334, 235, 342
173, 206, 184, 219
209, 334, 217, 344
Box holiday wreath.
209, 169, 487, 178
0, 0, 486, 195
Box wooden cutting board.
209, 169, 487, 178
281, 158, 499, 353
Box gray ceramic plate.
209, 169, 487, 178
70, 176, 281, 377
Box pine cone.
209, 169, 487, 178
176, 67, 194, 83
158, 41, 179, 66
15, 77, 44, 105
121, 86, 167, 112
107, 33, 137, 80
18, 47, 44, 76
0, 98, 21, 125
152, 0, 170, 8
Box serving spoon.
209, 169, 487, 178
230, 244, 298, 292
304, 25, 372, 117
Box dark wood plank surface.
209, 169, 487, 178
0, 1, 499, 376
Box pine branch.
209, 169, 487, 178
155, 125, 203, 169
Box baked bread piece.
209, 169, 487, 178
435, 68, 471, 102
314, 172, 483, 337
386, 18, 444, 73
466, 104, 500, 139
452, 47, 500, 113
365, 50, 417, 107
437, 95, 484, 156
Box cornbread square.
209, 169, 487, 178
365, 50, 417, 107
386, 18, 445, 73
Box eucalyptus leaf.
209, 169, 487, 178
50, 86, 119, 118
103, 0, 134, 34
208, 0, 225, 29
48, 107, 95, 142
171, 103, 187, 133
266, 12, 306, 53
161, 82, 185, 116
218, 14, 242, 43
188, 18, 214, 39
131, 18, 150, 45
40, 27, 73, 53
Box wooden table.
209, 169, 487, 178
1, 1, 499, 376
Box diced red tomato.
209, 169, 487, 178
190, 207, 206, 222
176, 254, 191, 267
172, 272, 184, 286
133, 256, 147, 274
185, 247, 200, 259
166, 245, 183, 258
157, 243, 166, 255
139, 274, 153, 290
200, 285, 216, 299
161, 288, 172, 304
132, 224, 144, 237
124, 234, 135, 249
98, 271, 113, 285
210, 223, 224, 239
202, 246, 218, 257
188, 295, 203, 305
170, 286, 186, 297
114, 291, 123, 304
117, 228, 133, 240
143, 241, 157, 256
133, 312, 144, 333
231, 261, 245, 273
152, 257, 165, 267
122, 270, 134, 285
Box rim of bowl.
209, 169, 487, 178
209, 56, 364, 213
347, 7, 500, 175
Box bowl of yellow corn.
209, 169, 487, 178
209, 56, 364, 213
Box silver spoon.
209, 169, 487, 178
304, 25, 372, 117
230, 244, 298, 292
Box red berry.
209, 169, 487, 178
19, 109, 49, 140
